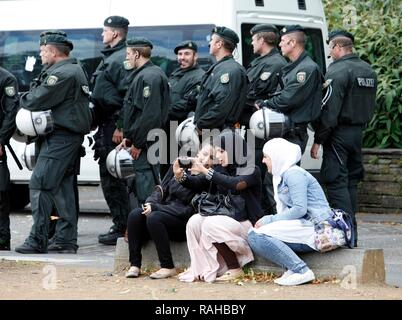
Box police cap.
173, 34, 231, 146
211, 26, 239, 45
250, 24, 278, 36
327, 29, 354, 44
280, 24, 305, 36
126, 37, 153, 49
104, 15, 130, 28
39, 30, 73, 50
174, 40, 198, 54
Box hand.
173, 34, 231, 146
310, 143, 321, 159
190, 159, 208, 175
112, 129, 123, 145
141, 203, 152, 216
254, 215, 273, 228
254, 99, 265, 110
130, 145, 142, 160
117, 138, 130, 151
173, 158, 183, 176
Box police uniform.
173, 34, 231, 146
264, 25, 323, 154
168, 41, 205, 124
16, 32, 92, 253
243, 24, 287, 213
194, 27, 248, 130
314, 30, 377, 246
91, 16, 131, 244
123, 38, 170, 205
0, 67, 18, 251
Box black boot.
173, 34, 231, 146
98, 226, 124, 245
0, 239, 10, 251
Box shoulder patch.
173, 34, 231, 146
46, 75, 58, 86
123, 60, 133, 70
81, 85, 90, 95
220, 73, 230, 84
357, 77, 375, 88
4, 86, 16, 97
296, 72, 306, 83
260, 72, 271, 81
143, 86, 150, 98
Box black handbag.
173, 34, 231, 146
191, 191, 245, 219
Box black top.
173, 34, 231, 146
314, 54, 377, 144
0, 67, 19, 145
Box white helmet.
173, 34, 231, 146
20, 143, 36, 171
106, 148, 136, 179
249, 108, 290, 140
12, 128, 29, 143
175, 116, 200, 150
15, 108, 54, 137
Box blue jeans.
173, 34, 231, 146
247, 230, 314, 274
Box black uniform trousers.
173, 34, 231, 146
127, 208, 187, 269
0, 152, 11, 247
320, 126, 364, 245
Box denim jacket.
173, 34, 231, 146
270, 165, 332, 225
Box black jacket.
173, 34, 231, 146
146, 166, 196, 220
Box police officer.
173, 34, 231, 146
91, 16, 131, 245
243, 24, 287, 213
194, 26, 247, 132
120, 38, 170, 206
168, 40, 205, 125
311, 30, 377, 247
259, 25, 322, 154
15, 31, 92, 254
0, 67, 18, 251
163, 40, 205, 177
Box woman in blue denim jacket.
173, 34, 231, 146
248, 138, 332, 286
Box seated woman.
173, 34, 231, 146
247, 138, 333, 286
125, 144, 213, 279
175, 130, 265, 283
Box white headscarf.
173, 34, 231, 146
262, 138, 302, 214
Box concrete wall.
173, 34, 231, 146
358, 149, 402, 214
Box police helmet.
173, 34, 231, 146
20, 143, 36, 171
106, 148, 136, 179
175, 116, 200, 150
249, 108, 290, 140
15, 108, 54, 137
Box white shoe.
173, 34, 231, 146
274, 269, 315, 286
149, 268, 177, 279
216, 268, 244, 281
274, 270, 294, 284
125, 266, 140, 278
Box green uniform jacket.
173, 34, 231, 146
265, 51, 322, 125
243, 48, 287, 125
0, 67, 19, 145
194, 55, 248, 130
20, 58, 92, 135
91, 40, 129, 123
314, 54, 377, 144
123, 61, 170, 149
168, 64, 205, 123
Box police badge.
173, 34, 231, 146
143, 86, 150, 98
220, 73, 230, 84
296, 72, 306, 83
260, 72, 271, 81
46, 75, 58, 86
5, 86, 15, 97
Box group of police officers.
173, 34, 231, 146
0, 15, 377, 253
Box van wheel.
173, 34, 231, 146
10, 184, 30, 211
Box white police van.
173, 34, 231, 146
0, 0, 329, 210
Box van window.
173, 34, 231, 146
130, 24, 214, 76
241, 23, 326, 74
0, 24, 214, 92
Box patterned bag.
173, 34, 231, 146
314, 208, 354, 252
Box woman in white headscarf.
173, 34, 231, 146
247, 138, 333, 286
